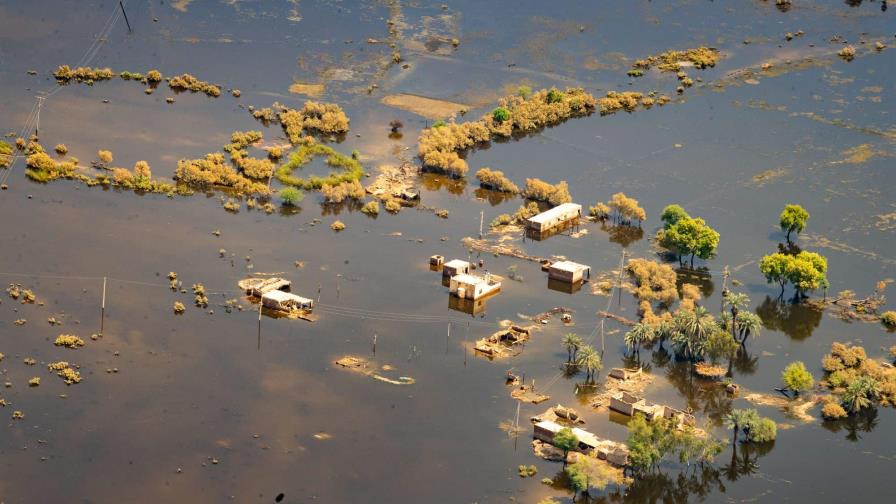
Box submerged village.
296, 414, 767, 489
1, 1, 896, 503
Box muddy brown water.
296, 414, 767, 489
1, 1, 895, 502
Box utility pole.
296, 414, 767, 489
100, 276, 106, 334
479, 211, 484, 238
373, 332, 377, 354
35, 96, 45, 137
119, 1, 132, 33
257, 302, 262, 350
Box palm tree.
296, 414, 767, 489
624, 322, 655, 355
725, 311, 763, 347
723, 409, 758, 444
673, 307, 716, 361
842, 376, 879, 413
723, 292, 750, 340
576, 345, 603, 382
562, 333, 583, 363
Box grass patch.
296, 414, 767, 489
276, 144, 363, 190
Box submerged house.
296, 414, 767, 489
261, 290, 314, 311
533, 420, 629, 466
526, 203, 582, 234
449, 273, 501, 300
238, 277, 291, 297
548, 260, 591, 284
442, 259, 471, 277
609, 392, 694, 426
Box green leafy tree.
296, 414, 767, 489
759, 251, 828, 298
553, 427, 579, 465
565, 462, 588, 499
781, 361, 814, 396
562, 333, 583, 363
747, 418, 777, 443
779, 204, 809, 242
723, 409, 759, 444
659, 216, 720, 267
279, 187, 304, 206
660, 204, 690, 229
492, 107, 511, 122
565, 458, 613, 499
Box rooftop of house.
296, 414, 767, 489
527, 203, 582, 224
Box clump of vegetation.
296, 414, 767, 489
627, 68, 644, 77
48, 361, 81, 384
175, 153, 270, 195
657, 212, 720, 267
779, 204, 809, 242
267, 146, 283, 160
54, 334, 85, 349
627, 414, 725, 474
28, 377, 40, 387
383, 198, 402, 213
435, 209, 449, 219
276, 143, 363, 190
192, 284, 209, 308
513, 201, 542, 223
168, 73, 221, 97
119, 71, 144, 81
146, 69, 162, 82
759, 251, 828, 297
518, 465, 538, 477
821, 400, 848, 420
53, 65, 114, 83
321, 180, 365, 203
280, 187, 304, 206
632, 47, 720, 72
361, 200, 380, 215
231, 89, 241, 98
821, 342, 896, 413
25, 149, 78, 182
589, 202, 610, 220
417, 87, 597, 176
838, 46, 856, 61
882, 311, 896, 327
173, 301, 186, 314
475, 168, 518, 193
724, 408, 777, 444
781, 361, 815, 396
98, 150, 113, 164
626, 258, 680, 325
278, 101, 350, 142
389, 119, 404, 133
521, 178, 571, 206
330, 220, 345, 231
597, 91, 644, 115
490, 213, 513, 229
607, 192, 646, 225
0, 140, 12, 168
54, 144, 68, 155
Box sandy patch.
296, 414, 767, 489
380, 94, 468, 120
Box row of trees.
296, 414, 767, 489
626, 414, 726, 474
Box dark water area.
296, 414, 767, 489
1, 1, 895, 502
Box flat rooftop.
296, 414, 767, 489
262, 290, 313, 304
527, 203, 582, 224
550, 260, 590, 273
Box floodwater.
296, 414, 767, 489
0, 1, 894, 502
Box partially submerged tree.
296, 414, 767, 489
553, 427, 579, 465
781, 361, 814, 396
624, 322, 655, 355
562, 333, 583, 363
658, 216, 720, 267
660, 204, 690, 229
759, 251, 828, 298
779, 204, 809, 243
576, 345, 602, 382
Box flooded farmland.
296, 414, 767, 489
0, 0, 895, 502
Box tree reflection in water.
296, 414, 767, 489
756, 295, 822, 341
821, 407, 879, 442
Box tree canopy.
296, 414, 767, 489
660, 204, 690, 229
658, 216, 720, 267
779, 204, 809, 242
626, 414, 725, 474
759, 251, 828, 297
781, 361, 814, 395
553, 427, 580, 461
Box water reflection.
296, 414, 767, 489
821, 407, 880, 441
675, 268, 714, 299
756, 296, 823, 341
473, 187, 516, 206
421, 172, 466, 195
664, 361, 733, 425
601, 222, 645, 248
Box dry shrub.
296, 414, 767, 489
146, 69, 162, 82
632, 47, 719, 72
626, 258, 679, 306
384, 198, 402, 213
821, 401, 847, 420
598, 91, 644, 115
168, 73, 221, 97
521, 178, 571, 206
54, 144, 68, 155
53, 65, 114, 83
175, 153, 270, 195
513, 201, 541, 223
589, 202, 610, 220
111, 167, 133, 184
608, 192, 647, 224
134, 161, 152, 179
361, 200, 380, 215
417, 88, 596, 176
298, 101, 350, 134
679, 283, 701, 311
331, 220, 346, 231
321, 180, 365, 203
25, 149, 76, 182
475, 167, 519, 193
98, 150, 113, 164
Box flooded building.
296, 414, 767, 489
526, 203, 582, 235
442, 259, 471, 277
548, 260, 591, 283
609, 392, 694, 426
449, 273, 501, 300
238, 277, 291, 297
261, 290, 314, 311
533, 420, 629, 466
